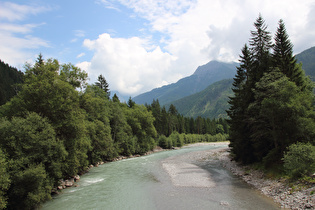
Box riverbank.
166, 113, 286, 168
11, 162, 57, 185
217, 148, 315, 209
162, 142, 315, 209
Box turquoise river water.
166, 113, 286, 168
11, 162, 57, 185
42, 144, 280, 210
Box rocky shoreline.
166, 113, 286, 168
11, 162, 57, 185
212, 146, 315, 209
163, 142, 315, 209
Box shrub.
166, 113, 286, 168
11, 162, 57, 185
282, 142, 315, 178
158, 135, 169, 149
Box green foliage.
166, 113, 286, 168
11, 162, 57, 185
283, 142, 315, 178
296, 46, 315, 82
0, 60, 24, 106
166, 79, 234, 119
157, 132, 229, 149
227, 15, 315, 165
0, 113, 66, 184
0, 149, 10, 210
95, 74, 110, 98
0, 54, 230, 209
59, 63, 88, 89
125, 104, 157, 154
80, 85, 116, 162
8, 164, 51, 210
147, 100, 229, 137
158, 135, 169, 149
169, 132, 184, 147
0, 113, 67, 209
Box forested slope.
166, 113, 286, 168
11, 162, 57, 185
166, 79, 233, 119
296, 46, 315, 81
0, 60, 24, 106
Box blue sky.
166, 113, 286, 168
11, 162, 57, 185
1, 0, 315, 97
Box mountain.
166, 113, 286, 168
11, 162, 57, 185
165, 46, 315, 119
296, 46, 315, 81
133, 60, 237, 105
165, 79, 233, 119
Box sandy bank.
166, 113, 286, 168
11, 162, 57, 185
162, 142, 315, 209
161, 142, 228, 188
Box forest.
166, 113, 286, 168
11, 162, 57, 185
227, 16, 315, 175
0, 55, 228, 209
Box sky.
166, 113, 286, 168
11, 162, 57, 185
1, 0, 315, 97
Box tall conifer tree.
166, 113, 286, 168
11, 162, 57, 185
228, 44, 256, 163
249, 14, 273, 83
273, 19, 307, 89
95, 74, 110, 98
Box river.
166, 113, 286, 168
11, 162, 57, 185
42, 144, 280, 209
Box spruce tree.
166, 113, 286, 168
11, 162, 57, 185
272, 19, 307, 89
95, 74, 110, 98
249, 14, 273, 82
228, 15, 315, 165
227, 44, 256, 163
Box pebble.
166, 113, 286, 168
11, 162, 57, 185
216, 150, 315, 210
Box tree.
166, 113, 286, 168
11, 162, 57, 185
127, 97, 135, 108
227, 44, 255, 163
112, 93, 120, 103
272, 19, 308, 90
228, 15, 315, 165
250, 69, 315, 163
0, 149, 10, 210
126, 104, 157, 154
249, 14, 273, 83
0, 60, 24, 106
59, 63, 88, 89
0, 113, 67, 209
283, 142, 315, 178
80, 85, 116, 162
0, 57, 90, 176
95, 74, 110, 98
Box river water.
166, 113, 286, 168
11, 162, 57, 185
42, 144, 280, 210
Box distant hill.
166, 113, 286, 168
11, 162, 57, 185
296, 46, 315, 81
133, 60, 237, 105
165, 46, 315, 119
0, 60, 24, 106
166, 79, 233, 119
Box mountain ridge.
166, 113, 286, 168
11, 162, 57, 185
132, 60, 237, 105
163, 46, 315, 119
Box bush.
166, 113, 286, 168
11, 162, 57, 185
158, 135, 169, 149
282, 142, 315, 178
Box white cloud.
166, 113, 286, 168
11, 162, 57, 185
77, 33, 176, 96
71, 30, 86, 43
85, 0, 315, 96
0, 2, 51, 21
76, 53, 85, 58
0, 2, 50, 67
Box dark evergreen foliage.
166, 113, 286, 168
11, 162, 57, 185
146, 100, 229, 137
0, 60, 24, 106
95, 74, 110, 98
273, 19, 307, 89
227, 15, 315, 166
